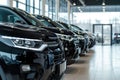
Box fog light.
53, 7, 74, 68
65, 47, 68, 50
21, 65, 31, 72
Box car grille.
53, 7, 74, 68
74, 39, 79, 47
45, 39, 65, 64
54, 52, 64, 63
45, 41, 59, 48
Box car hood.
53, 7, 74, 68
0, 23, 57, 41
60, 28, 74, 35
42, 26, 74, 36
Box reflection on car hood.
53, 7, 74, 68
42, 26, 74, 36
0, 23, 57, 40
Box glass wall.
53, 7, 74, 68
13, 0, 70, 22
45, 0, 56, 20
59, 0, 68, 22
72, 11, 120, 45
72, 12, 120, 33
12, 0, 72, 24
13, 0, 42, 14
0, 0, 7, 6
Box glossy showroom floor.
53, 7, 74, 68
64, 45, 120, 80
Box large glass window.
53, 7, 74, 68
13, 0, 42, 14
13, 1, 17, 7
13, 0, 26, 11
30, 0, 33, 6
30, 7, 33, 14
35, 0, 39, 9
59, 0, 68, 22
18, 3, 26, 10
18, 0, 26, 3
0, 0, 7, 6
45, 0, 56, 20
35, 9, 39, 14
72, 12, 120, 33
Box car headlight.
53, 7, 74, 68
55, 33, 73, 41
79, 35, 84, 40
74, 34, 84, 40
0, 35, 48, 51
21, 65, 31, 72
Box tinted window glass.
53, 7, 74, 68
14, 9, 43, 26
36, 16, 55, 27
52, 21, 65, 29
0, 8, 26, 24
38, 18, 54, 27
60, 23, 69, 29
71, 25, 83, 31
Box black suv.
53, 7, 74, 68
70, 24, 96, 50
57, 22, 89, 55
0, 6, 66, 80
33, 15, 80, 65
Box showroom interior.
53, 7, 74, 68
0, 0, 120, 80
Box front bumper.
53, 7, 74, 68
62, 39, 80, 65
0, 47, 55, 80
54, 60, 66, 79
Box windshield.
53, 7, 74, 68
35, 16, 55, 27
14, 8, 43, 27
59, 22, 69, 29
70, 25, 83, 32
52, 21, 65, 29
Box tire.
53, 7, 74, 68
5, 73, 20, 80
0, 65, 21, 80
0, 76, 2, 80
47, 73, 56, 80
0, 66, 6, 80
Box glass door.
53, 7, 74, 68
103, 25, 112, 45
93, 24, 112, 45
93, 24, 103, 45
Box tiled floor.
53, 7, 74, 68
64, 45, 120, 80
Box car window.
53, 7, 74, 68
35, 15, 56, 27
60, 23, 69, 29
70, 25, 83, 31
0, 15, 3, 22
38, 18, 54, 27
0, 8, 26, 24
14, 8, 43, 27
52, 21, 65, 29
71, 25, 80, 31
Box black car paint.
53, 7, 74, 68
57, 22, 89, 54
0, 6, 66, 80
0, 23, 55, 80
34, 15, 80, 65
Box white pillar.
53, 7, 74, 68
7, 0, 13, 7
41, 0, 46, 16
67, 1, 71, 25
55, 0, 59, 21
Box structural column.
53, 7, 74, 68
55, 0, 59, 21
41, 0, 46, 16
67, 0, 71, 25
7, 0, 13, 7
